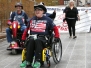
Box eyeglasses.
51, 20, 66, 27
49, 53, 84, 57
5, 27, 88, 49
34, 9, 43, 11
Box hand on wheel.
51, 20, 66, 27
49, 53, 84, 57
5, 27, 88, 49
20, 40, 25, 47
54, 37, 60, 42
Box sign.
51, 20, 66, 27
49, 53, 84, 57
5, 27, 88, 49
46, 6, 91, 33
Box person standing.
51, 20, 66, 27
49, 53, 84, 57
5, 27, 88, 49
63, 0, 80, 39
85, 2, 91, 33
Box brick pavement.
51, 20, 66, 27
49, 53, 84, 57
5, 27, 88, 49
0, 33, 91, 68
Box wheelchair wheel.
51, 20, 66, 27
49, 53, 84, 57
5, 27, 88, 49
52, 39, 62, 64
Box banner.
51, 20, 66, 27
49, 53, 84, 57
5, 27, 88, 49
46, 6, 91, 33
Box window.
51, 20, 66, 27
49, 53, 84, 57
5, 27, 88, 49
64, 0, 70, 5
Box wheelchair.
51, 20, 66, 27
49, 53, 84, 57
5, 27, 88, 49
21, 33, 62, 68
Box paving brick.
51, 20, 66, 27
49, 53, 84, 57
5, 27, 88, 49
0, 33, 91, 68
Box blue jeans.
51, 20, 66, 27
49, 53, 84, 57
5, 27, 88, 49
6, 25, 26, 43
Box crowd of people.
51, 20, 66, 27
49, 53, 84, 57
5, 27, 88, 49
6, 2, 59, 68
6, 0, 91, 68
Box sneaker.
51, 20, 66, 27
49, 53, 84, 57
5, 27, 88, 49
20, 60, 30, 68
73, 36, 77, 39
32, 61, 41, 68
20, 60, 27, 67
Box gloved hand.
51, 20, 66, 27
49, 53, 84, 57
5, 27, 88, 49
7, 20, 12, 26
63, 18, 66, 22
53, 10, 56, 13
54, 37, 60, 42
20, 40, 25, 47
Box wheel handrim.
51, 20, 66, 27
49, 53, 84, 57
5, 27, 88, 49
54, 41, 62, 61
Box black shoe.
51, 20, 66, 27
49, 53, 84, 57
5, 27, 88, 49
73, 36, 77, 39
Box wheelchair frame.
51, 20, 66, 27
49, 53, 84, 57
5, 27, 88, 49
21, 36, 62, 68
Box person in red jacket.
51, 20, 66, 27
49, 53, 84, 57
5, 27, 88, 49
20, 4, 60, 68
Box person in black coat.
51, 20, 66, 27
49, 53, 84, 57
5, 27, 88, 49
63, 0, 80, 39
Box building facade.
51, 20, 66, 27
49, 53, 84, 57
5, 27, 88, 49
59, 0, 91, 6
0, 0, 89, 30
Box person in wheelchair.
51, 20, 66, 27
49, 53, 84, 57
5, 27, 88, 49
20, 4, 60, 68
